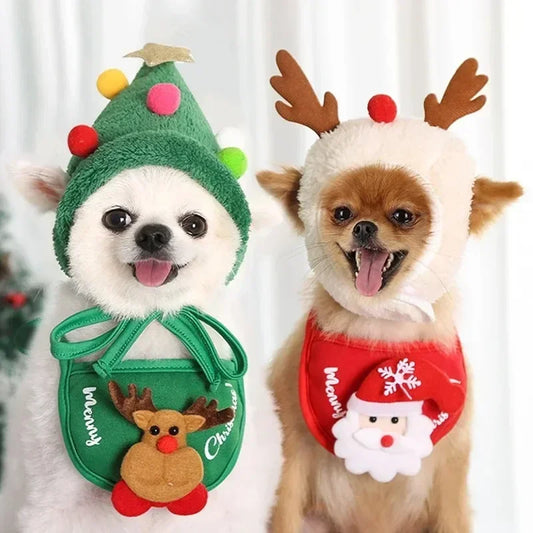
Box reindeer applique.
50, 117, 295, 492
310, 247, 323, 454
107, 381, 234, 517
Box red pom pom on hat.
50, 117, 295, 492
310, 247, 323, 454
68, 125, 99, 157
367, 94, 397, 123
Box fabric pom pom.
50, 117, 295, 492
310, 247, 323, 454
367, 94, 397, 123
4, 292, 27, 308
166, 483, 208, 515
217, 147, 247, 179
67, 125, 99, 157
97, 69, 129, 99
111, 480, 151, 517
146, 83, 181, 116
216, 127, 246, 150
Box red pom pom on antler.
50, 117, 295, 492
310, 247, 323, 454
68, 125, 99, 157
367, 94, 397, 123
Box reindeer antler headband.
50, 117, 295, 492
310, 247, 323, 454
270, 50, 340, 135
271, 50, 488, 134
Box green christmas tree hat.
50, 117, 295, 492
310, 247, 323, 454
54, 43, 250, 281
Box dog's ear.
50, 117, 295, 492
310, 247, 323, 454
256, 167, 303, 232
9, 161, 68, 212
469, 177, 523, 235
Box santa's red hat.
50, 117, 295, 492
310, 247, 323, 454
349, 357, 465, 417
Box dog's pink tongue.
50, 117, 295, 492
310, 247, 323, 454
134, 260, 172, 287
355, 249, 389, 297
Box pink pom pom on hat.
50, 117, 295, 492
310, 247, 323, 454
146, 83, 181, 115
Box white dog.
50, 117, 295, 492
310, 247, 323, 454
0, 163, 281, 532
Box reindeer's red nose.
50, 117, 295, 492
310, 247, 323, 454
368, 94, 397, 123
157, 435, 178, 454
380, 434, 394, 448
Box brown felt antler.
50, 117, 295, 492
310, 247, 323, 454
184, 397, 234, 431
424, 58, 488, 130
271, 50, 340, 136
108, 381, 157, 424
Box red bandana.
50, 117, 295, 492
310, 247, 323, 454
299, 313, 467, 454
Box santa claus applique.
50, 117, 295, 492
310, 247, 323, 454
332, 357, 465, 482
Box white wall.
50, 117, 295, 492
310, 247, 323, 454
0, 1, 531, 531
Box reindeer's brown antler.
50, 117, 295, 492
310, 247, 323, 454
271, 50, 340, 136
108, 381, 157, 424
424, 58, 488, 130
184, 397, 234, 431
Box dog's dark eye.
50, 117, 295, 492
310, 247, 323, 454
391, 209, 415, 226
149, 425, 160, 436
369, 416, 377, 423
180, 213, 207, 238
102, 209, 132, 231
391, 417, 399, 424
333, 206, 353, 223
169, 426, 179, 436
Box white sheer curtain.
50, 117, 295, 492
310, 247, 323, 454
0, 1, 530, 531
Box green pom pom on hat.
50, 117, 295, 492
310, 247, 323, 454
217, 147, 247, 178
55, 43, 250, 282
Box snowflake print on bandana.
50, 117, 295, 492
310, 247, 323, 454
377, 359, 421, 400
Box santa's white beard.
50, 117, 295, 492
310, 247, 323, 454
333, 413, 434, 482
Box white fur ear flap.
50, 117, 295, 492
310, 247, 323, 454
9, 161, 68, 212
249, 197, 284, 233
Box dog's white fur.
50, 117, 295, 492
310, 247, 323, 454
10, 162, 69, 213
0, 165, 281, 532
68, 166, 241, 318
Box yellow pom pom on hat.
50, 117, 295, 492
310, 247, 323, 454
97, 68, 129, 99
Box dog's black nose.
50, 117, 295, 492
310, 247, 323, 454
353, 221, 378, 245
135, 224, 172, 253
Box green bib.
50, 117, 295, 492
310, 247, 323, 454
50, 305, 247, 493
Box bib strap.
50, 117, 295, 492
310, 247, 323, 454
182, 307, 247, 380
50, 307, 127, 360
50, 306, 247, 388
93, 313, 159, 380
159, 310, 221, 388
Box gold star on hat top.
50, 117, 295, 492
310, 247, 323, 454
124, 43, 194, 67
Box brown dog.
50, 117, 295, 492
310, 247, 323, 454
258, 51, 522, 532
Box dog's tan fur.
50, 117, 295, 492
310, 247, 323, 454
319, 166, 434, 302
257, 167, 304, 232
469, 178, 523, 235
259, 165, 521, 533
